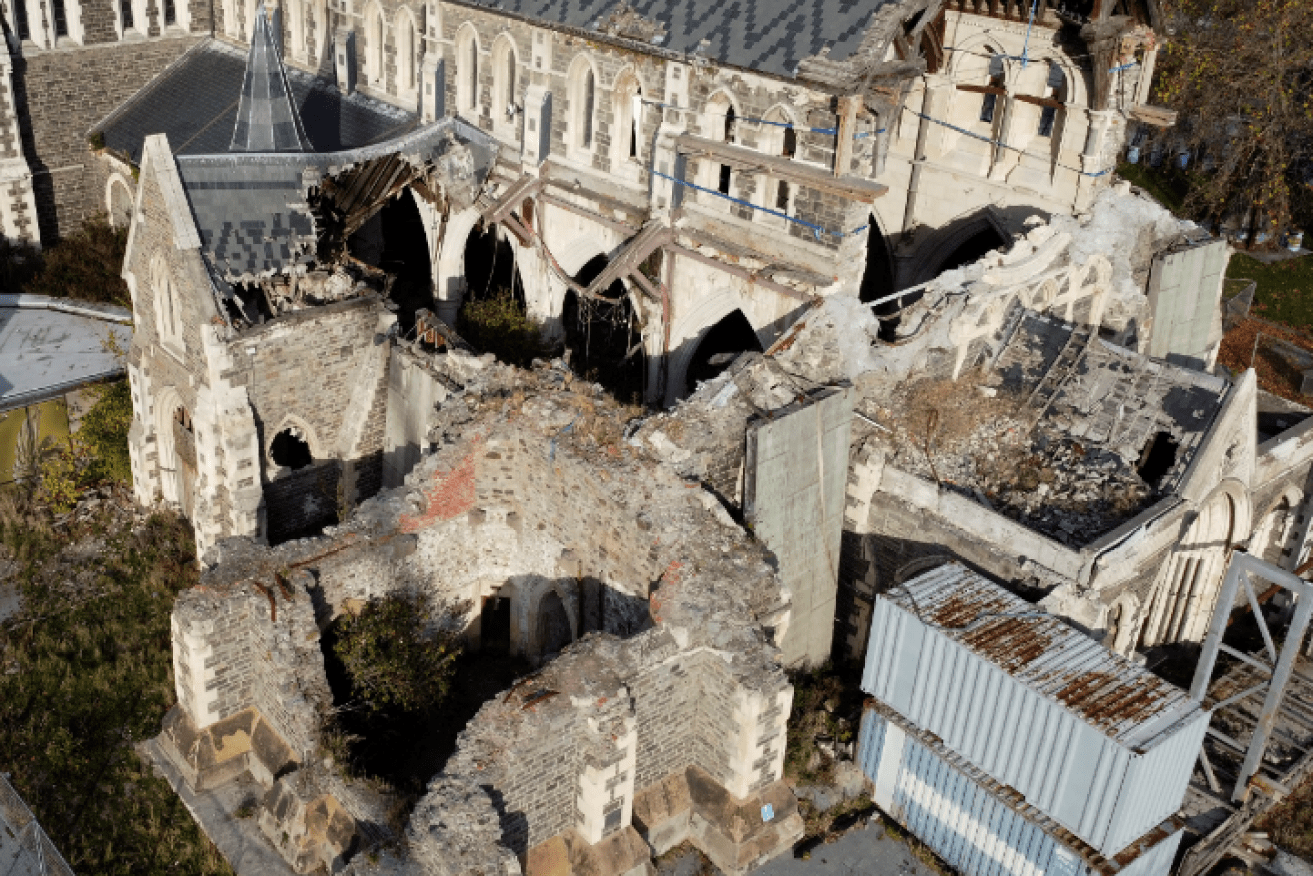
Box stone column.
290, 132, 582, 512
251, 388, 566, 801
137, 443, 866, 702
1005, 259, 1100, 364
900, 74, 952, 235
576, 708, 639, 844
720, 685, 791, 799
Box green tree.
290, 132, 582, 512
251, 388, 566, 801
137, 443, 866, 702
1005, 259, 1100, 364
332, 592, 461, 716
1155, 0, 1313, 238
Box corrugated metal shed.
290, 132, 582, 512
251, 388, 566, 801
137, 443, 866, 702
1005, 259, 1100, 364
861, 563, 1208, 857
0, 296, 132, 411
857, 701, 1182, 876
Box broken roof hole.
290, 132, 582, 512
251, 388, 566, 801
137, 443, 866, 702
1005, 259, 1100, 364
1136, 431, 1178, 488
271, 428, 314, 470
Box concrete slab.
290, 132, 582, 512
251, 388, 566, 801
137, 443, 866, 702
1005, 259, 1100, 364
0, 581, 19, 623
752, 818, 940, 876
137, 737, 294, 876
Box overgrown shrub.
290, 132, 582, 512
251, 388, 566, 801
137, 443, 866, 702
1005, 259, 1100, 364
456, 288, 554, 367
333, 592, 461, 716
17, 214, 130, 306
79, 380, 133, 484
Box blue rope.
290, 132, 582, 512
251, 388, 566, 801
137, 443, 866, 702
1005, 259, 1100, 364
903, 106, 1111, 178
649, 168, 870, 240
1110, 61, 1138, 73
1020, 0, 1039, 68
641, 98, 885, 139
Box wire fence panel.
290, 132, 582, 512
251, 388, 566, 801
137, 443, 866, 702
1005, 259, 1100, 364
0, 773, 76, 876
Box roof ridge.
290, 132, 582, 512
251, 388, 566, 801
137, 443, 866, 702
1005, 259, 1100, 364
230, 1, 313, 153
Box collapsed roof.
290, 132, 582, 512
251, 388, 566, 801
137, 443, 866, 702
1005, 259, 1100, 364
643, 185, 1226, 547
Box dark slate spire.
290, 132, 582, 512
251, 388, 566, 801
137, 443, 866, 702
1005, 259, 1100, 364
230, 2, 313, 153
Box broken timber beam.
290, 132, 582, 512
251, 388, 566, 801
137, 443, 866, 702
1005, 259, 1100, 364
674, 134, 888, 203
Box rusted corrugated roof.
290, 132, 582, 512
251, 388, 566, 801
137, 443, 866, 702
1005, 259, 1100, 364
887, 564, 1193, 745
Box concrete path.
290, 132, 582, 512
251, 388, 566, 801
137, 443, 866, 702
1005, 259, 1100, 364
0, 581, 19, 623
754, 818, 941, 876
137, 738, 293, 876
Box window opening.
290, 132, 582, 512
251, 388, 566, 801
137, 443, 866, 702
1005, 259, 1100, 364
15, 0, 29, 39
503, 47, 516, 117
51, 0, 66, 36
466, 34, 478, 109
163, 0, 176, 25
977, 54, 1005, 123
717, 105, 735, 195
271, 429, 314, 470
1038, 106, 1057, 137
782, 126, 797, 159
120, 0, 134, 30
582, 68, 595, 148
629, 86, 641, 159
1136, 431, 1179, 487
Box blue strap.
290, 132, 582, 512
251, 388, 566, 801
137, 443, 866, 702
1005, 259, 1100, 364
905, 106, 1114, 178
650, 168, 870, 240
642, 98, 885, 139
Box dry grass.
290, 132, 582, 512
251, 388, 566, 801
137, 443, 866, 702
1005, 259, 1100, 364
888, 372, 1022, 449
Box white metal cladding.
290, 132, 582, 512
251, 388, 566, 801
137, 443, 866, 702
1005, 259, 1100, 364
856, 706, 1183, 876
861, 563, 1210, 856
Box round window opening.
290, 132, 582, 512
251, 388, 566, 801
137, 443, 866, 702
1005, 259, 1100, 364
271, 428, 313, 470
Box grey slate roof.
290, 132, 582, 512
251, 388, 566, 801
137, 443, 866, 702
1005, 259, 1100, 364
477, 0, 896, 78
98, 40, 416, 164
231, 3, 314, 152
176, 119, 498, 281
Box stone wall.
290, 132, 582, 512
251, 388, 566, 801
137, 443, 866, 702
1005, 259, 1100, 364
15, 35, 201, 240
217, 296, 395, 542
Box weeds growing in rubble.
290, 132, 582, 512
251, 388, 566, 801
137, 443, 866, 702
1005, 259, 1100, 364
457, 287, 555, 367
784, 663, 864, 787
0, 499, 232, 875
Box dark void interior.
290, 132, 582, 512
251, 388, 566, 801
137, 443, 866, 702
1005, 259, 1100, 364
685, 309, 763, 395
270, 429, 313, 470
376, 191, 433, 332
563, 255, 645, 403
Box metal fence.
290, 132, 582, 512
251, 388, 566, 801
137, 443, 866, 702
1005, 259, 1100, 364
0, 772, 76, 876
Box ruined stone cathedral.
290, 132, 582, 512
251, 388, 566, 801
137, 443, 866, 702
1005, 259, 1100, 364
18, 0, 1313, 871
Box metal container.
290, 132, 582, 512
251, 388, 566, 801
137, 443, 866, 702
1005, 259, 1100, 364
858, 702, 1183, 876
861, 564, 1209, 857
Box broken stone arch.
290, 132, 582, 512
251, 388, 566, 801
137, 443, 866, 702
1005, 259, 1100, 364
904, 209, 1012, 288
433, 205, 484, 324
266, 415, 323, 472
664, 289, 769, 407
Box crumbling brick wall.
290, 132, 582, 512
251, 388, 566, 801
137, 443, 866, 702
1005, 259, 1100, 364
177, 364, 796, 871
171, 572, 332, 761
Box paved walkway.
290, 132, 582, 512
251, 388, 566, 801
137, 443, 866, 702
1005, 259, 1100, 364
754, 819, 940, 876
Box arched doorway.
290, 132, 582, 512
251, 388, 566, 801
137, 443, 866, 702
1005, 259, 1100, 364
562, 255, 645, 402
536, 590, 573, 660
462, 221, 525, 306
457, 222, 542, 365
684, 309, 763, 395
374, 190, 434, 332
155, 395, 196, 519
